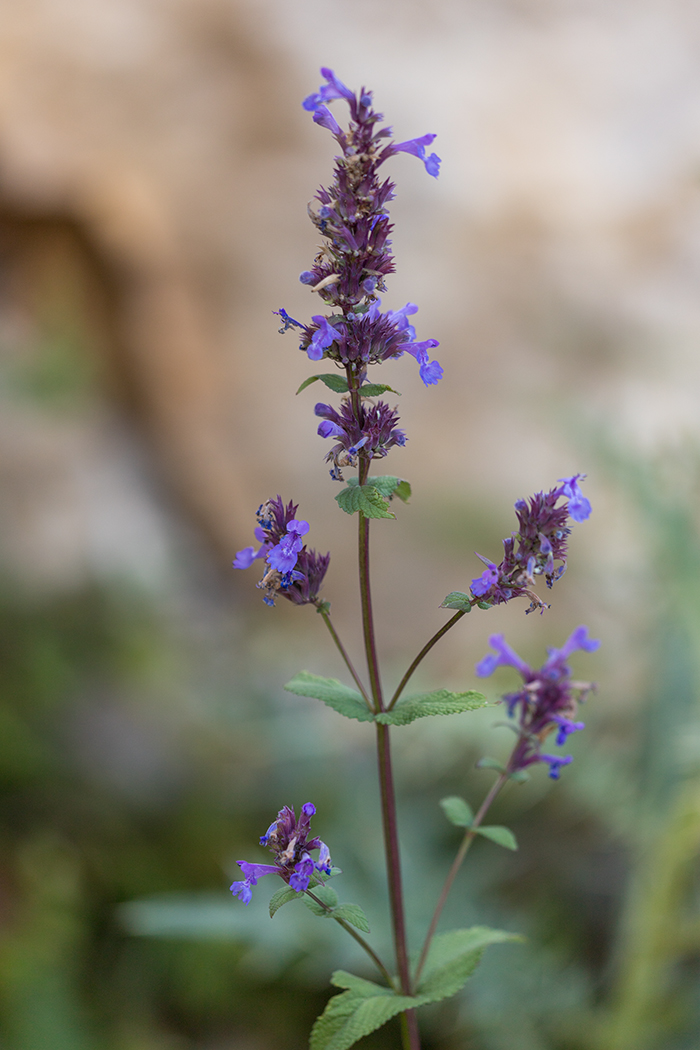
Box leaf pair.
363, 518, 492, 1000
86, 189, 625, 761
269, 882, 370, 933
311, 927, 521, 1050
439, 796, 518, 851
296, 373, 401, 398
284, 672, 489, 726
336, 476, 412, 520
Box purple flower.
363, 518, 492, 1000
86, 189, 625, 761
307, 316, 340, 361
380, 134, 442, 178
230, 802, 333, 905
233, 497, 329, 607
267, 519, 310, 573
557, 474, 592, 523
476, 626, 599, 779
466, 476, 592, 612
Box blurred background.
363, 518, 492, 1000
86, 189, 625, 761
1, 0, 700, 1047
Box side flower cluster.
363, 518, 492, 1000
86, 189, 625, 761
470, 474, 592, 613
276, 68, 442, 388
476, 626, 599, 779
230, 803, 332, 905
233, 496, 330, 607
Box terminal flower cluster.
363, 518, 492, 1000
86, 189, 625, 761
476, 626, 599, 779
276, 67, 442, 388
470, 475, 591, 612
230, 803, 332, 905
233, 496, 330, 607
316, 397, 406, 479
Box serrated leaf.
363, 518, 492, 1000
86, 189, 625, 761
440, 591, 473, 612
475, 825, 518, 850
415, 926, 521, 1002
312, 927, 522, 1050
346, 475, 405, 498
359, 382, 401, 397
333, 904, 370, 933
297, 373, 349, 395
311, 976, 414, 1050
284, 672, 374, 722
304, 885, 339, 916
336, 485, 395, 519
269, 886, 301, 917
376, 690, 489, 726
440, 796, 474, 827
393, 479, 411, 503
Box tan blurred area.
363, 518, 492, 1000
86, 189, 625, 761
2, 0, 700, 596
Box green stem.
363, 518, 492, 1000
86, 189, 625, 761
414, 772, 508, 986
387, 608, 470, 711
318, 606, 372, 709
305, 890, 395, 989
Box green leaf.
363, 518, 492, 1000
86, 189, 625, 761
296, 373, 349, 395
333, 904, 370, 933
415, 926, 522, 1002
304, 885, 339, 915
359, 382, 401, 397
477, 601, 492, 610
269, 886, 300, 917
393, 479, 411, 503
376, 690, 489, 726
475, 825, 518, 850
311, 972, 414, 1050
335, 485, 395, 519
346, 475, 408, 500
440, 796, 474, 827
284, 672, 374, 722
440, 591, 473, 612
476, 756, 529, 783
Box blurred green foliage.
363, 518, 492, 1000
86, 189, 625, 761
1, 442, 699, 1050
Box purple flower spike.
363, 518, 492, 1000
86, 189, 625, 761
230, 803, 333, 905
476, 628, 598, 781
280, 70, 443, 391
465, 477, 593, 612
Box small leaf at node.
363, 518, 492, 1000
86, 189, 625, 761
284, 672, 374, 722
475, 825, 518, 851
359, 382, 401, 397
269, 886, 300, 917
440, 591, 473, 612
439, 796, 474, 827
476, 756, 507, 774
376, 690, 489, 726
393, 479, 411, 503
297, 373, 349, 395
477, 601, 492, 610
333, 903, 370, 933
304, 885, 339, 915
315, 600, 332, 615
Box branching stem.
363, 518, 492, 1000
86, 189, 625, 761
318, 606, 372, 709
388, 608, 472, 711
414, 772, 509, 985
304, 889, 396, 988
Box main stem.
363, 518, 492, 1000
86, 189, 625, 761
356, 438, 420, 1050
